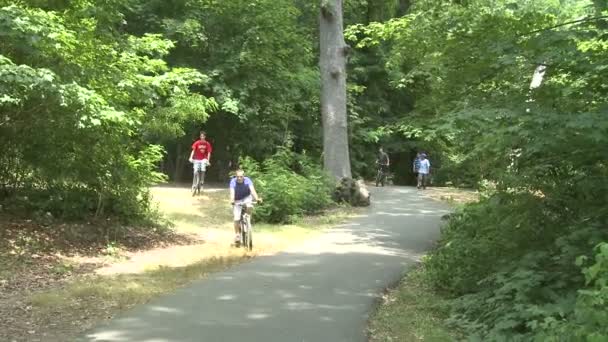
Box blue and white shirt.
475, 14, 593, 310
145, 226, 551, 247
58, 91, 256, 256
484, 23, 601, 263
230, 176, 253, 201
418, 159, 430, 174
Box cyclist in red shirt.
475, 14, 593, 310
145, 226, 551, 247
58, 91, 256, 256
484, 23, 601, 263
188, 131, 213, 190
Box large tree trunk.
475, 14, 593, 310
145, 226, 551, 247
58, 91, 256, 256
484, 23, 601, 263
174, 143, 183, 182
319, 0, 352, 180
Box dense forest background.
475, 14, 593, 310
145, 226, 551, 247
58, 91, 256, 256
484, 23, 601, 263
1, 0, 607, 339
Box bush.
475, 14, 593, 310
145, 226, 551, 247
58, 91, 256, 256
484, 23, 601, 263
531, 243, 608, 341
238, 147, 334, 223
424, 188, 608, 340
0, 6, 204, 224
420, 59, 608, 340
0, 144, 165, 223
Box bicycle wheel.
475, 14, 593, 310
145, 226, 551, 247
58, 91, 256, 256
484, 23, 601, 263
200, 170, 206, 189
240, 219, 246, 248
192, 172, 199, 196
196, 171, 203, 195
245, 215, 253, 250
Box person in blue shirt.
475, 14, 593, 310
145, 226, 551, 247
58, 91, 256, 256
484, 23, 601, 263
413, 152, 421, 176
417, 153, 431, 189
229, 169, 262, 246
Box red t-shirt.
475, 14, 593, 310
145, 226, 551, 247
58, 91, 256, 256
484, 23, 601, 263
192, 140, 212, 160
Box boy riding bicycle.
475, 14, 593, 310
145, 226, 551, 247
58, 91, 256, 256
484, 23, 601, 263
229, 169, 262, 246
188, 131, 213, 192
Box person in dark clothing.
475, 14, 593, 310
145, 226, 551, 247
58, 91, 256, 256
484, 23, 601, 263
376, 147, 390, 187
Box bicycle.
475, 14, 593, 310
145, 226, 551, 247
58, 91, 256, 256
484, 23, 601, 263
235, 201, 257, 250
375, 162, 388, 187
190, 159, 208, 196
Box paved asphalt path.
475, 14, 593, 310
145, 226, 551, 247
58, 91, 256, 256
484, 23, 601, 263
79, 186, 451, 342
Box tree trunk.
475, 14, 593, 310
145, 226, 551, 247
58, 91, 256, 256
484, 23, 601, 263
398, 0, 412, 16
174, 143, 183, 182
319, 0, 352, 180
594, 0, 608, 29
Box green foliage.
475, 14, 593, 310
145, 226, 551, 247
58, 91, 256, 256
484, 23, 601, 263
6, 3, 608, 340
351, 0, 608, 339
239, 147, 334, 223
566, 244, 608, 340
527, 243, 608, 341
0, 3, 213, 222
423, 188, 608, 339
123, 0, 320, 170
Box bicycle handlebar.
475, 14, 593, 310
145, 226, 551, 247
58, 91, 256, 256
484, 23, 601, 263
232, 200, 260, 206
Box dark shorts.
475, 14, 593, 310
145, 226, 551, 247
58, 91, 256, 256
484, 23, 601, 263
417, 173, 428, 187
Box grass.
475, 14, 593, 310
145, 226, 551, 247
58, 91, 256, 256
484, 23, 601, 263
146, 186, 356, 258
420, 187, 479, 207
150, 186, 238, 233
13, 185, 357, 341
152, 186, 355, 235
29, 255, 243, 312
368, 267, 457, 342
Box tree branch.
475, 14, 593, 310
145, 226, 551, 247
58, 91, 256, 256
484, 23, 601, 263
521, 15, 608, 36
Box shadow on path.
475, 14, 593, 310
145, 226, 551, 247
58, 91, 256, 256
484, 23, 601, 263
79, 186, 450, 342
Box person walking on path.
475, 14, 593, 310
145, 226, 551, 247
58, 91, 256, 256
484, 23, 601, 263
417, 153, 431, 190
413, 152, 421, 180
